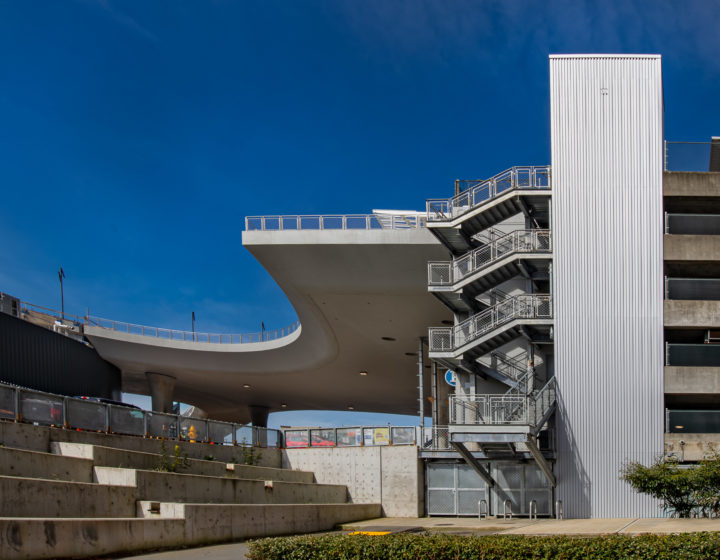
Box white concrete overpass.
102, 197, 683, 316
84, 214, 451, 424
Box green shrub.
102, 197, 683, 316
247, 532, 720, 560
621, 452, 720, 517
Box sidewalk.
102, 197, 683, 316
340, 516, 720, 536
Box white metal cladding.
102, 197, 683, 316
550, 55, 664, 518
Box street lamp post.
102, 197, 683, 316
58, 267, 66, 320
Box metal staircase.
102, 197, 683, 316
424, 165, 556, 491
428, 293, 552, 375
425, 166, 551, 254
428, 229, 552, 313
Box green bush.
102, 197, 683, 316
621, 452, 720, 517
247, 532, 720, 560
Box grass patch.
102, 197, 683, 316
247, 532, 720, 559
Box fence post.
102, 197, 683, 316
14, 387, 20, 422
63, 397, 68, 429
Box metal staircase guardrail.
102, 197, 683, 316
449, 377, 556, 427
245, 213, 426, 231
426, 166, 551, 222
429, 294, 553, 353
428, 229, 551, 286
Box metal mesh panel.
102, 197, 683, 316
179, 418, 207, 442
427, 463, 455, 488
428, 263, 452, 285
429, 328, 453, 352
146, 412, 177, 438
19, 390, 63, 425
66, 399, 106, 431
427, 489, 456, 515
0, 385, 16, 419
108, 405, 145, 436
526, 490, 551, 515
458, 490, 485, 515
458, 464, 487, 489
207, 420, 234, 444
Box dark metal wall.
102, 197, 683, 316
0, 312, 121, 398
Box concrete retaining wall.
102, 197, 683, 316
0, 476, 136, 517
0, 446, 93, 482
0, 503, 381, 560
51, 442, 313, 483
93, 467, 348, 505
283, 445, 423, 516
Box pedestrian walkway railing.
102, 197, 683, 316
420, 426, 451, 451
283, 425, 417, 448
428, 229, 552, 286
664, 139, 720, 172
245, 213, 426, 231
86, 316, 300, 344
426, 166, 551, 222
449, 378, 556, 427
0, 381, 282, 448
429, 294, 552, 353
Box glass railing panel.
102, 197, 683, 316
667, 410, 720, 433
666, 214, 720, 235
666, 278, 720, 300
666, 344, 720, 366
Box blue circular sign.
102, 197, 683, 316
444, 370, 456, 387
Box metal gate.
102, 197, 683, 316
426, 461, 553, 516
426, 462, 489, 516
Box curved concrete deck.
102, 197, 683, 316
85, 228, 449, 422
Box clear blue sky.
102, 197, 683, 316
1, 1, 718, 427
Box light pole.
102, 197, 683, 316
58, 267, 65, 320
191, 311, 196, 341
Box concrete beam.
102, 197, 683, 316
664, 172, 720, 197
664, 300, 720, 328
665, 366, 720, 394
665, 433, 720, 462
664, 235, 720, 263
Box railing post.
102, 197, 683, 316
14, 387, 20, 422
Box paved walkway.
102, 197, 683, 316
122, 518, 720, 559
341, 516, 720, 536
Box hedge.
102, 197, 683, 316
246, 532, 720, 560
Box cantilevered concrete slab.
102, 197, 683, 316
85, 227, 450, 423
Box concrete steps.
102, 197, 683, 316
94, 466, 348, 505
52, 442, 314, 483
0, 420, 382, 558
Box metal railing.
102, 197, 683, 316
429, 294, 553, 353
420, 426, 451, 451
0, 381, 282, 448
449, 378, 556, 427
284, 425, 417, 448
664, 140, 720, 172
245, 213, 426, 231
428, 229, 552, 286
86, 316, 300, 344
426, 166, 551, 222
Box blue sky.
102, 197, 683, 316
1, 1, 719, 427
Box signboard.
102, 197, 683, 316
444, 370, 457, 387
373, 427, 390, 446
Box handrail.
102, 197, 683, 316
449, 378, 556, 427
245, 213, 426, 231
86, 316, 300, 345
428, 229, 552, 286
426, 166, 551, 222
18, 301, 300, 346
428, 294, 552, 353
0, 380, 282, 448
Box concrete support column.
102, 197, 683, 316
145, 372, 176, 414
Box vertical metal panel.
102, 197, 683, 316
550, 55, 664, 518
0, 313, 121, 398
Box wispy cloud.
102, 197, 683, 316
78, 0, 159, 43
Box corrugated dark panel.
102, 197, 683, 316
0, 313, 121, 398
